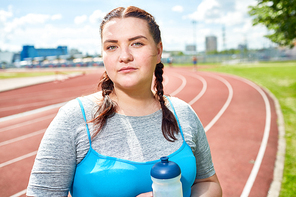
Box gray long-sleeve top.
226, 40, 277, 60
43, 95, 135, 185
27, 96, 215, 196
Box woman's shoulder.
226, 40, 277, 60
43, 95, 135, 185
166, 96, 194, 113
59, 93, 99, 118
166, 96, 201, 125
166, 96, 205, 145
83, 91, 103, 104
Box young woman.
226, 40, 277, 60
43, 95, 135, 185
27, 6, 222, 197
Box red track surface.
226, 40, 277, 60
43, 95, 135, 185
0, 67, 278, 197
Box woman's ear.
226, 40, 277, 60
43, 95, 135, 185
156, 42, 163, 63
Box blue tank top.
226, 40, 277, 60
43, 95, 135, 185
70, 97, 197, 197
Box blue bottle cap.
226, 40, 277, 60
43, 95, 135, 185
150, 156, 181, 179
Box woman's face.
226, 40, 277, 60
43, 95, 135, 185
102, 17, 163, 92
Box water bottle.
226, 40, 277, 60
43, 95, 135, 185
150, 156, 183, 197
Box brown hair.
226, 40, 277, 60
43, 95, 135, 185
91, 6, 179, 142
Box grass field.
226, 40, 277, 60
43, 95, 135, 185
0, 70, 88, 79
197, 61, 296, 197
0, 71, 59, 79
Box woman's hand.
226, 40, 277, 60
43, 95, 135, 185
136, 191, 153, 197
191, 174, 222, 197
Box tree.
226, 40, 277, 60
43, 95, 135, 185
206, 50, 218, 55
248, 0, 296, 48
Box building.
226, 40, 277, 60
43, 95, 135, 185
0, 52, 15, 68
20, 45, 68, 60
185, 44, 197, 53
0, 52, 14, 64
205, 36, 217, 53
69, 48, 83, 58
278, 42, 296, 58
238, 44, 248, 51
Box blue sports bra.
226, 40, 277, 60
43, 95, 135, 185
70, 97, 196, 197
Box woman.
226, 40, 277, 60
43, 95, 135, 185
27, 6, 222, 197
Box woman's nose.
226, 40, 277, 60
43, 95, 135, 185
119, 47, 133, 63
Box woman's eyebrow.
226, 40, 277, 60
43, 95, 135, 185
103, 39, 118, 44
129, 35, 148, 41
103, 35, 147, 44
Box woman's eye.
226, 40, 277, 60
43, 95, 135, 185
106, 46, 117, 50
132, 42, 143, 47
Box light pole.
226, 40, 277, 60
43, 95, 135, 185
222, 25, 226, 52
192, 20, 197, 54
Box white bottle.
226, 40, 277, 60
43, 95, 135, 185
151, 157, 183, 197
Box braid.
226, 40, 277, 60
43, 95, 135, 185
154, 63, 165, 106
100, 71, 114, 97
154, 63, 179, 142
98, 6, 179, 142
90, 71, 117, 139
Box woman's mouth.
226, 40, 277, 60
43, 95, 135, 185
118, 67, 138, 73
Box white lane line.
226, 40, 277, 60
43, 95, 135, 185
0, 114, 54, 133
163, 74, 169, 87
10, 189, 27, 197
0, 98, 66, 112
188, 74, 207, 105
6, 71, 272, 197
198, 72, 271, 195
0, 151, 37, 168
0, 82, 91, 101
265, 88, 285, 197
0, 129, 45, 147
200, 72, 271, 196
7, 70, 210, 196
170, 73, 187, 96
233, 76, 271, 197
0, 102, 65, 123
202, 73, 234, 132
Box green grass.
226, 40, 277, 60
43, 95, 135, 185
0, 71, 82, 79
197, 61, 296, 196
0, 72, 59, 79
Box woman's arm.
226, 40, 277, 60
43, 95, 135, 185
26, 103, 78, 197
191, 174, 222, 197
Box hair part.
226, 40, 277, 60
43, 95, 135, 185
91, 6, 179, 141
100, 6, 161, 44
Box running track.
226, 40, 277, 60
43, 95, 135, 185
0, 67, 279, 197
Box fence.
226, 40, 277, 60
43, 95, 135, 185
2, 48, 296, 69
165, 47, 296, 65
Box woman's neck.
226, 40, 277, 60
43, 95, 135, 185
110, 87, 160, 116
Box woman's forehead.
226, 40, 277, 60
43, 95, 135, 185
102, 17, 150, 40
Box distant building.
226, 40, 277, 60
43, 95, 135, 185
185, 44, 197, 53
205, 36, 217, 53
238, 44, 248, 51
12, 52, 21, 62
69, 48, 83, 58
0, 52, 15, 68
278, 43, 296, 58
0, 52, 14, 64
20, 45, 68, 60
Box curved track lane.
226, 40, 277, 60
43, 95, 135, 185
0, 67, 278, 197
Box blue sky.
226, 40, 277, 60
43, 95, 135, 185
0, 0, 274, 55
